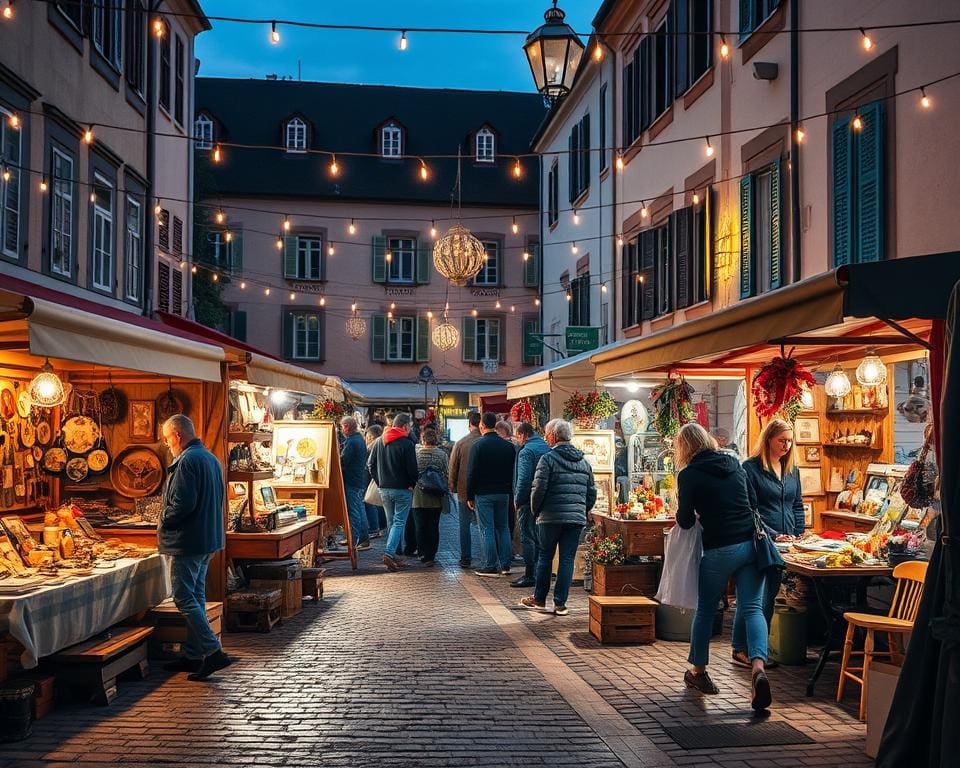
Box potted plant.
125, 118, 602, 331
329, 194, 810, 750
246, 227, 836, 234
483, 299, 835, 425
563, 390, 618, 430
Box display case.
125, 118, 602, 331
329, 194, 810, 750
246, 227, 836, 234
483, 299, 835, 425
627, 431, 675, 495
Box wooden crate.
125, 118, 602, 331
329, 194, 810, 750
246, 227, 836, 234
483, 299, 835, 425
225, 589, 282, 633
250, 577, 302, 619
147, 601, 224, 659
602, 517, 674, 557
591, 561, 660, 597
552, 543, 590, 583
589, 596, 657, 644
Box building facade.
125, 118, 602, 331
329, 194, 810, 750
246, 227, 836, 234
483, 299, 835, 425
195, 78, 546, 406
0, 0, 208, 315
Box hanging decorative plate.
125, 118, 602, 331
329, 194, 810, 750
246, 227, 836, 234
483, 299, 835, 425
42, 447, 68, 474
98, 387, 127, 425
32, 446, 43, 462
87, 447, 110, 475
20, 421, 35, 448
16, 391, 31, 419
111, 445, 164, 499
65, 457, 89, 483
35, 421, 51, 446
60, 416, 101, 455
620, 399, 649, 436
156, 390, 186, 422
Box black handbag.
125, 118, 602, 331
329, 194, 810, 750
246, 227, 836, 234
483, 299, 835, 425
753, 511, 785, 571
417, 467, 447, 497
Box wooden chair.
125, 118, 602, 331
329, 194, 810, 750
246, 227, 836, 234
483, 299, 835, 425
837, 560, 928, 720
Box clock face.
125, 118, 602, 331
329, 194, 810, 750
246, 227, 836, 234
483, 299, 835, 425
620, 400, 648, 436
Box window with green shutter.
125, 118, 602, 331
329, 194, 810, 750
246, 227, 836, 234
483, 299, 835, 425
522, 315, 541, 366
371, 314, 386, 360
372, 235, 387, 283
282, 307, 323, 361
523, 240, 540, 287
739, 161, 782, 298
415, 315, 430, 361
416, 240, 432, 284
462, 317, 477, 362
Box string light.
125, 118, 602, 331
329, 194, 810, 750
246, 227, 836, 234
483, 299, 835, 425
427, 310, 433, 319
215, 209, 225, 224
2, 1, 13, 20
704, 136, 714, 157
471, 307, 478, 317
860, 28, 873, 51
328, 244, 335, 256
572, 209, 580, 225
692, 191, 700, 205
719, 35, 730, 60
566, 292, 572, 302
795, 126, 805, 143
213, 144, 222, 163
191, 265, 197, 274
852, 114, 863, 131
153, 17, 164, 37
400, 30, 408, 50
601, 284, 608, 293
512, 217, 519, 235
495, 300, 501, 309
320, 296, 326, 306
289, 292, 296, 300
240, 281, 246, 289
83, 127, 94, 144
283, 217, 291, 232
641, 202, 649, 219
593, 41, 603, 61
225, 231, 233, 242
513, 158, 522, 178
329, 154, 339, 175
535, 298, 541, 306
276, 236, 283, 250
212, 273, 219, 282
390, 302, 396, 310
39, 177, 47, 192
571, 241, 578, 254
510, 305, 515, 313
615, 153, 624, 172
387, 310, 393, 319
920, 87, 932, 109
7, 113, 18, 129
179, 260, 186, 269
154, 201, 162, 215
349, 219, 356, 235
270, 21, 280, 44
1, 166, 9, 183
430, 221, 437, 238
385, 250, 392, 262
89, 190, 96, 203
419, 159, 429, 180
265, 288, 271, 296
522, 251, 530, 262
617, 234, 624, 247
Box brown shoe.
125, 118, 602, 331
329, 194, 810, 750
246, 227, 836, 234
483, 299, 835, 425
382, 554, 399, 571
684, 669, 719, 694
732, 649, 751, 668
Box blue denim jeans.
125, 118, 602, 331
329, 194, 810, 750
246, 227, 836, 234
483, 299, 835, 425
474, 494, 512, 571
689, 540, 767, 667
381, 488, 413, 557
517, 504, 539, 578
345, 485, 368, 544
171, 553, 221, 659
364, 502, 381, 533
535, 522, 583, 607
457, 495, 475, 562
732, 568, 781, 653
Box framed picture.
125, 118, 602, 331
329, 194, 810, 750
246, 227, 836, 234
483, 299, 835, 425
794, 417, 820, 444
802, 445, 821, 464
272, 420, 334, 487
798, 466, 824, 496
591, 471, 615, 516
129, 400, 155, 442
802, 502, 814, 528
570, 429, 615, 473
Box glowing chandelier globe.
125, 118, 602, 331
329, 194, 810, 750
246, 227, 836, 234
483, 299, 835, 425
433, 224, 486, 287
432, 319, 460, 351
345, 312, 367, 341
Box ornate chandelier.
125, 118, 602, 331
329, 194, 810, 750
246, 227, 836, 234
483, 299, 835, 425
345, 311, 367, 341
432, 316, 460, 351
29, 357, 65, 408
433, 224, 486, 286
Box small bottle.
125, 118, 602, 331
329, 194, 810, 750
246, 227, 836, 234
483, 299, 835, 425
853, 385, 863, 410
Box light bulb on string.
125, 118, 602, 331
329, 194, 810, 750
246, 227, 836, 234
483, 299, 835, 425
83, 127, 94, 144
430, 221, 437, 239
920, 87, 932, 109
704, 136, 714, 157
860, 28, 873, 51
265, 288, 271, 296
719, 35, 730, 60
641, 202, 649, 219
275, 236, 283, 251
320, 297, 326, 306
212, 273, 219, 282
289, 292, 296, 301
512, 217, 519, 235
153, 17, 164, 37
571, 241, 578, 254
513, 158, 522, 178
270, 21, 280, 44
39, 177, 47, 192
212, 144, 222, 163
510, 305, 516, 313
349, 219, 356, 235
283, 217, 291, 232
419, 159, 429, 181
399, 31, 408, 51
7, 113, 18, 129
617, 234, 624, 247
535, 298, 541, 306
154, 201, 162, 216
572, 210, 580, 225
471, 307, 478, 317
795, 126, 805, 143
692, 191, 700, 206
522, 251, 530, 262
329, 155, 339, 176
89, 190, 96, 203
225, 231, 233, 243
385, 250, 392, 263
427, 310, 433, 319
495, 300, 501, 309
351, 302, 358, 312
601, 284, 608, 293
593, 41, 603, 61
191, 265, 197, 274
615, 153, 624, 172
566, 292, 572, 302
215, 209, 224, 224
327, 244, 335, 256
2, 2, 13, 20
852, 114, 863, 131
1, 166, 9, 184
240, 281, 246, 289
390, 302, 396, 310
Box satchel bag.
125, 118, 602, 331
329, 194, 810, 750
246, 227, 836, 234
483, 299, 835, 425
417, 468, 447, 498
753, 511, 785, 572
901, 434, 937, 509
364, 479, 382, 506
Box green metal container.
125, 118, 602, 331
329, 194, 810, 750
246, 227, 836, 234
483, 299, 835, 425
768, 605, 808, 665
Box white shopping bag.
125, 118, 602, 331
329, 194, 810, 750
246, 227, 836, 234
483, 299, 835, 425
654, 522, 703, 610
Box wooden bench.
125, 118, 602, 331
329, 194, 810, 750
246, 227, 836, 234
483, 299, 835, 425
53, 626, 154, 705
589, 596, 657, 644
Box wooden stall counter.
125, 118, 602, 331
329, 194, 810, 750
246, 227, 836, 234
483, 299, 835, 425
226, 516, 325, 562
591, 512, 675, 557
818, 510, 881, 535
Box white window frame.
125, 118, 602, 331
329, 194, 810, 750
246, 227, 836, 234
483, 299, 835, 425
92, 0, 122, 71
286, 117, 307, 153
91, 172, 114, 291
0, 106, 21, 260
387, 316, 415, 362
292, 312, 321, 360
210, 230, 233, 270
475, 128, 495, 163
195, 114, 213, 150
297, 235, 323, 280
125, 196, 143, 301
474, 239, 500, 286
387, 236, 415, 283
51, 147, 74, 278
381, 124, 402, 157
475, 317, 500, 362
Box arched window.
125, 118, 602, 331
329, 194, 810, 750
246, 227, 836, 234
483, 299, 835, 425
381, 123, 402, 157
286, 117, 307, 152
194, 114, 213, 150
475, 127, 495, 162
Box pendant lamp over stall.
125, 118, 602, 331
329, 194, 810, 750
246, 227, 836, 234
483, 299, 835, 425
856, 348, 888, 386
824, 363, 852, 399
29, 357, 66, 408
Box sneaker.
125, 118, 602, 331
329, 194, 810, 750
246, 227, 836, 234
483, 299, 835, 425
553, 604, 569, 616
500, 568, 512, 576
518, 596, 551, 612
474, 567, 501, 577
510, 576, 536, 588
383, 553, 400, 571
731, 649, 751, 669
458, 559, 472, 569
356, 540, 371, 551
684, 669, 719, 695
369, 530, 382, 539
187, 650, 233, 681
163, 656, 201, 673
751, 670, 772, 711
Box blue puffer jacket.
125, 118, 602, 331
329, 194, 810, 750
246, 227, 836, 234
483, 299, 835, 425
159, 439, 225, 556
530, 442, 597, 525
742, 456, 805, 536
339, 431, 367, 490
514, 434, 550, 511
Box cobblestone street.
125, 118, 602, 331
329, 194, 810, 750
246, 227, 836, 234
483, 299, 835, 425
0, 518, 874, 768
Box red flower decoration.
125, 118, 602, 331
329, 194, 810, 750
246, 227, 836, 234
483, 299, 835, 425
752, 355, 816, 421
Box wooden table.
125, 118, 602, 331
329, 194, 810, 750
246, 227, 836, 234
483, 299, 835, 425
226, 516, 324, 563
818, 510, 882, 535
784, 557, 894, 696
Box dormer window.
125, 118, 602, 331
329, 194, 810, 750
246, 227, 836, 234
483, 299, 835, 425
285, 117, 307, 152
195, 114, 213, 150
381, 123, 402, 157
476, 128, 495, 162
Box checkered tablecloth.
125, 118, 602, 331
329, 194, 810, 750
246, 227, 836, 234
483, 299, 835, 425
0, 554, 171, 668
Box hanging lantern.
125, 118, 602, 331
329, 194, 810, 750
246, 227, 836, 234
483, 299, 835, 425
432, 319, 460, 351
29, 357, 66, 408
433, 224, 486, 286
824, 364, 852, 399
345, 312, 367, 341
855, 348, 887, 386
523, 2, 585, 105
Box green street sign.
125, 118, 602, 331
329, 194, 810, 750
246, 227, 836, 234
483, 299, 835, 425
565, 326, 600, 353
523, 330, 543, 358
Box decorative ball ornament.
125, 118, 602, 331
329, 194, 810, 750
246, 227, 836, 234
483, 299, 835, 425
856, 349, 887, 386
432, 320, 460, 351
29, 358, 66, 408
432, 224, 486, 286
345, 313, 367, 341
824, 364, 852, 399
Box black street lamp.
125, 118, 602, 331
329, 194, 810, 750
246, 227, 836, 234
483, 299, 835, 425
523, 1, 585, 105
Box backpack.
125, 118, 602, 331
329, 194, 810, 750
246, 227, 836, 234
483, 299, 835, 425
418, 467, 446, 497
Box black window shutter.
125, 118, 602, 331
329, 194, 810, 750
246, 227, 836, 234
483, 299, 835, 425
171, 267, 183, 315
621, 242, 632, 327
318, 310, 326, 362
639, 38, 650, 131
568, 128, 577, 203
281, 310, 294, 359
674, 0, 689, 96
233, 310, 247, 341
622, 62, 632, 145
157, 261, 170, 313
581, 113, 590, 191
675, 207, 693, 308
640, 230, 656, 320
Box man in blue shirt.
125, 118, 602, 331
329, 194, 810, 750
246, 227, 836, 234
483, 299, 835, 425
511, 423, 550, 588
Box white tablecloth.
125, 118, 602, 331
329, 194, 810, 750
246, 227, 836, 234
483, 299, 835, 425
0, 554, 171, 668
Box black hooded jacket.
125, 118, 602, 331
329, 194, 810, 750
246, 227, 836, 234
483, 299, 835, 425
676, 449, 755, 550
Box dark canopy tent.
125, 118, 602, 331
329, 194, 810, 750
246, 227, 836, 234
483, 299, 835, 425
878, 278, 960, 767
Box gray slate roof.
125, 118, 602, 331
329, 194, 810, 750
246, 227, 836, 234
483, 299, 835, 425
195, 77, 547, 208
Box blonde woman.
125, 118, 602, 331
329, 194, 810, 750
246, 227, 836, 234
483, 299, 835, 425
675, 422, 771, 711
732, 418, 805, 668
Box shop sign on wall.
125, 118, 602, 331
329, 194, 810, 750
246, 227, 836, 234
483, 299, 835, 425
565, 326, 600, 353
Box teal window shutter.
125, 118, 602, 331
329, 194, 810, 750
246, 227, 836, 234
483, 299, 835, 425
283, 235, 298, 278
522, 317, 541, 365
416, 239, 431, 284
524, 242, 539, 287
415, 315, 431, 361
281, 309, 294, 359
856, 100, 884, 263
770, 159, 782, 289
231, 232, 243, 275
462, 317, 477, 362
371, 314, 386, 361
372, 235, 387, 283
739, 175, 754, 299
831, 115, 853, 267
232, 310, 247, 341
738, 0, 753, 40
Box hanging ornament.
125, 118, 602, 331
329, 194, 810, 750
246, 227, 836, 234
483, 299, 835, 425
433, 150, 486, 286
855, 348, 887, 386
345, 310, 367, 341
650, 377, 695, 438
751, 354, 816, 421
432, 317, 460, 351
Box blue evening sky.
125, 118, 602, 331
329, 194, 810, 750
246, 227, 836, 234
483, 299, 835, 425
195, 1, 598, 92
